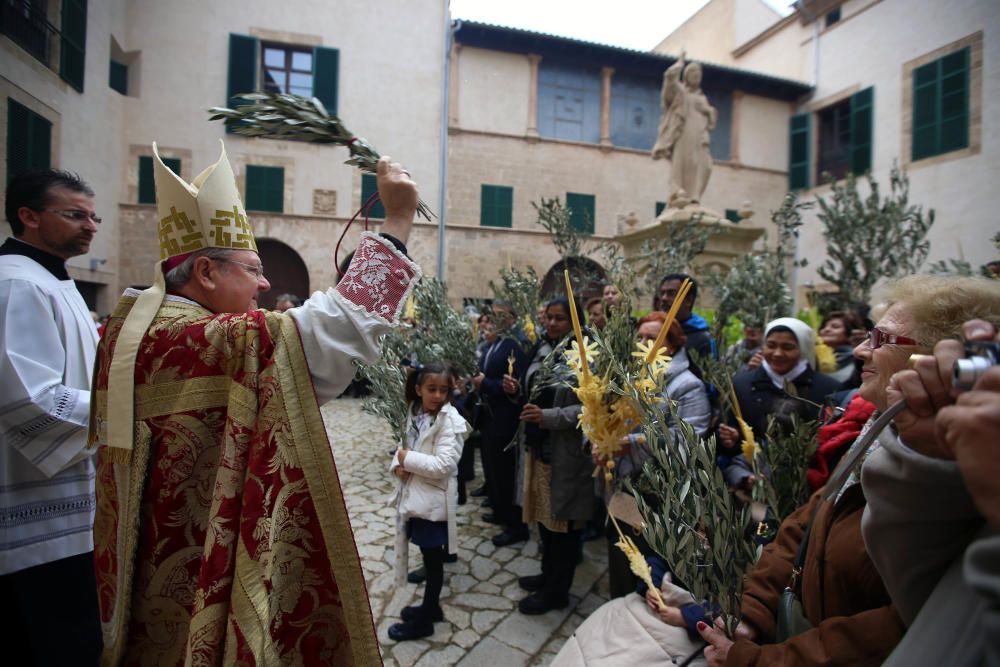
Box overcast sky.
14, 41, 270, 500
448, 0, 794, 51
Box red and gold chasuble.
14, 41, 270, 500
92, 299, 382, 666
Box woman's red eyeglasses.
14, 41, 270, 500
866, 327, 918, 349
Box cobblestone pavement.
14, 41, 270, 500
322, 397, 611, 666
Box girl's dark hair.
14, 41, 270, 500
545, 296, 576, 318
404, 360, 454, 403
820, 309, 863, 332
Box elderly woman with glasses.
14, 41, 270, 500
857, 277, 1000, 666
697, 275, 1000, 667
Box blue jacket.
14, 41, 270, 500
683, 313, 716, 360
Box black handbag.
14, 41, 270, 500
775, 508, 817, 642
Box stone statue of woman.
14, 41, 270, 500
652, 53, 717, 206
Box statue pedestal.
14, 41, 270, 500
613, 203, 766, 305
655, 201, 723, 225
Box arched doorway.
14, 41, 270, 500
540, 257, 608, 302
257, 238, 309, 310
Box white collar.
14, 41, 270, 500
761, 358, 809, 390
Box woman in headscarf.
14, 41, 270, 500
718, 317, 841, 489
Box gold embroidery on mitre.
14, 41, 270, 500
158, 207, 202, 258
209, 206, 257, 251
153, 140, 257, 261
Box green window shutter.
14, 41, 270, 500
60, 0, 87, 92
313, 46, 339, 115
480, 185, 513, 228
939, 48, 969, 154
849, 87, 873, 175
912, 60, 938, 161
109, 60, 127, 95
566, 192, 595, 234
788, 112, 811, 190
227, 34, 258, 133
480, 184, 494, 226
138, 156, 179, 204
138, 156, 154, 203
245, 165, 284, 213
360, 173, 386, 218
7, 99, 52, 184
725, 208, 741, 223
655, 201, 666, 217
912, 47, 970, 161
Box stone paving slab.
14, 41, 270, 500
322, 397, 612, 666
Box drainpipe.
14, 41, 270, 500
790, 2, 821, 310
436, 9, 454, 281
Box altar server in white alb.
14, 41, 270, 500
0, 169, 103, 664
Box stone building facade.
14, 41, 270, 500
12, 2, 985, 310
2, 0, 448, 312
446, 21, 811, 303
660, 0, 999, 303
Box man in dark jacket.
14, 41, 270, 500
655, 273, 715, 361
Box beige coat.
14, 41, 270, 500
550, 576, 706, 667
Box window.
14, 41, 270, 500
610, 74, 660, 150
262, 44, 313, 97
538, 62, 601, 143
815, 87, 873, 182
815, 98, 850, 180
109, 60, 128, 95
480, 185, 513, 228
1, 0, 50, 62
912, 48, 969, 162
7, 99, 52, 184
608, 74, 731, 158
227, 34, 339, 116
566, 192, 595, 234
825, 7, 841, 27
705, 88, 733, 161
789, 86, 872, 189
138, 156, 180, 204
359, 173, 386, 219
60, 0, 87, 91
245, 165, 284, 213
1, 0, 87, 91
655, 201, 666, 217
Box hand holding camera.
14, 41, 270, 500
887, 319, 999, 459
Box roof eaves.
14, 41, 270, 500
453, 20, 813, 100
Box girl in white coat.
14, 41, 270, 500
388, 362, 469, 641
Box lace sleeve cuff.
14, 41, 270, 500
334, 231, 421, 325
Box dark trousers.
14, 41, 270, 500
538, 523, 582, 600
0, 550, 103, 666
458, 432, 478, 484
606, 518, 657, 598
483, 424, 524, 531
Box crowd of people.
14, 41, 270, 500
2, 152, 998, 666
388, 265, 1000, 667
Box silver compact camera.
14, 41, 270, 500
953, 341, 1000, 390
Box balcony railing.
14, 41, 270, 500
1, 0, 60, 69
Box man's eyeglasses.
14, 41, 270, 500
220, 258, 265, 279
866, 327, 918, 349
36, 208, 102, 224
